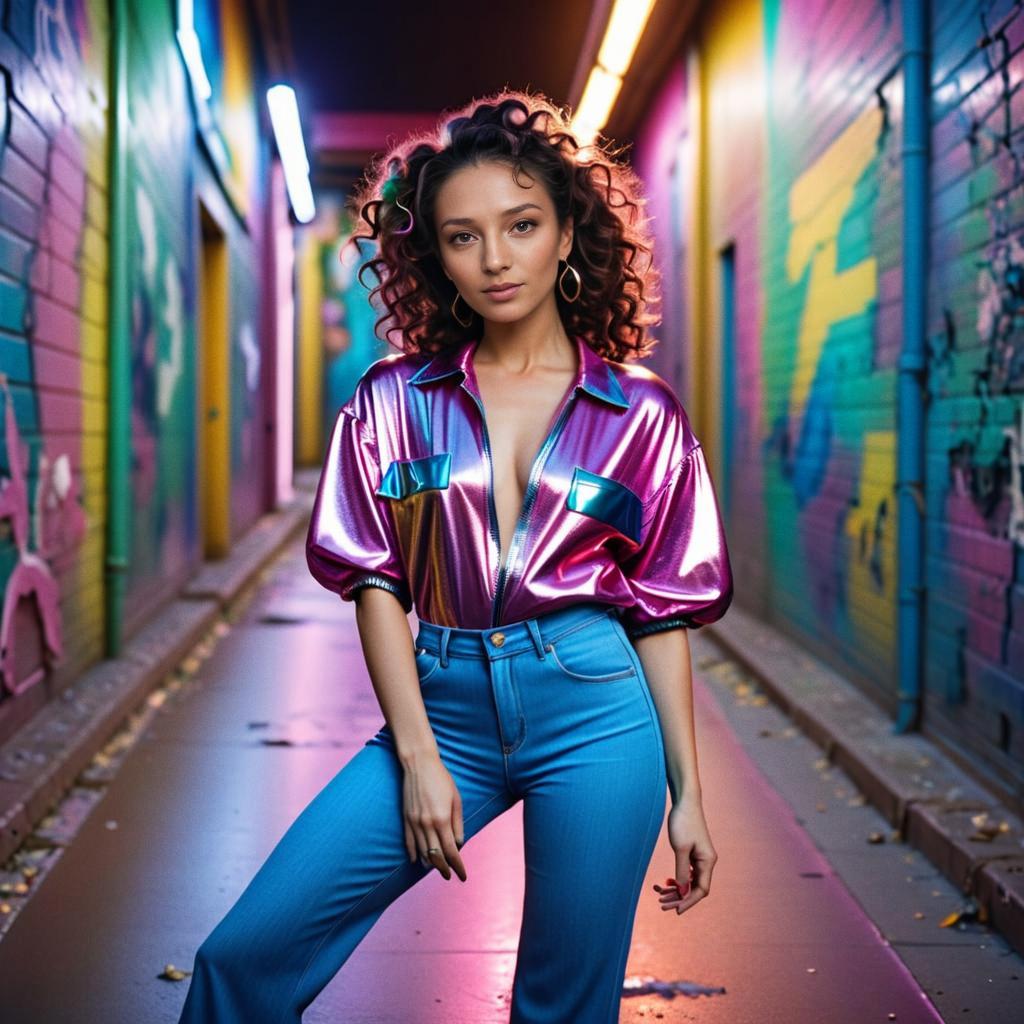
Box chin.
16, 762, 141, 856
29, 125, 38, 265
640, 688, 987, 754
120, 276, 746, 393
483, 299, 545, 326
481, 307, 529, 326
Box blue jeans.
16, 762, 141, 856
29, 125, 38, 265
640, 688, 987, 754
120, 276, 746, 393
177, 601, 668, 1023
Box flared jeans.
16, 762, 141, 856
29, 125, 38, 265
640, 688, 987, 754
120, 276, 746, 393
177, 601, 668, 1023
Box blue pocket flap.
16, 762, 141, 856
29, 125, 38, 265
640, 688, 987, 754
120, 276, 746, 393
565, 467, 643, 543
377, 452, 452, 499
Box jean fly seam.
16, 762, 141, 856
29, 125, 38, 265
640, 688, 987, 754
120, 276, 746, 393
284, 788, 511, 1019
503, 654, 528, 756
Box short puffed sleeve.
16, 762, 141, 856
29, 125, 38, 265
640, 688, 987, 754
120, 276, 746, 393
617, 442, 733, 639
305, 396, 413, 613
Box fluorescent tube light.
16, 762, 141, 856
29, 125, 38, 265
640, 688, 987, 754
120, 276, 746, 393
573, 65, 623, 144
597, 0, 657, 77
267, 84, 316, 223
572, 0, 657, 143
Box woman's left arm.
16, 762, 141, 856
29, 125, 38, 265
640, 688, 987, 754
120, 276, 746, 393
633, 627, 699, 802
633, 626, 718, 915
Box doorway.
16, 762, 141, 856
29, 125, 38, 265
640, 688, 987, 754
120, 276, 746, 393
197, 201, 230, 558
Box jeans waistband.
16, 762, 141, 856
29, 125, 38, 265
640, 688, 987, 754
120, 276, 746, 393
415, 602, 619, 664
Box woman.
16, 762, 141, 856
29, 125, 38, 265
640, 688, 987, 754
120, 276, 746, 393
178, 90, 733, 1023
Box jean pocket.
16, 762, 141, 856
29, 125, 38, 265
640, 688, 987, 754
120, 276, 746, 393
544, 623, 637, 682
413, 646, 442, 683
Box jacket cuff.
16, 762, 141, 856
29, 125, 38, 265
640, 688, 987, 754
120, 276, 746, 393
625, 616, 695, 640
342, 573, 413, 613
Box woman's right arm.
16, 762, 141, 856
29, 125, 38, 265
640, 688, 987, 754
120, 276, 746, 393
354, 586, 468, 883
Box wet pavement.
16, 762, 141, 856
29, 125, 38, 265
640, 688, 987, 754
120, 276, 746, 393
0, 535, 1017, 1022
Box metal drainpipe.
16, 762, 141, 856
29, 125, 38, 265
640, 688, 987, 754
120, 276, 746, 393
895, 0, 929, 732
104, 0, 130, 657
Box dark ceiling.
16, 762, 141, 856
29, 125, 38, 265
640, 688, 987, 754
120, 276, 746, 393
281, 0, 595, 117
262, 0, 698, 194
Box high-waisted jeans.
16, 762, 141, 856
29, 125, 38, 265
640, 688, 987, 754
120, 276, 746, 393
177, 601, 668, 1023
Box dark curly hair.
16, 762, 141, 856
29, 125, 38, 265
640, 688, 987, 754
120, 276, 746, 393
345, 88, 661, 362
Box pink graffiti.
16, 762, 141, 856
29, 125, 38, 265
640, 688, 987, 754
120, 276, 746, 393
0, 373, 87, 697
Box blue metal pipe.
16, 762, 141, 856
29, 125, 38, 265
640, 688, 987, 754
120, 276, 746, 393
895, 0, 929, 733
104, 0, 130, 656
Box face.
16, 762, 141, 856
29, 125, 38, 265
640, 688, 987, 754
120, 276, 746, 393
433, 159, 573, 325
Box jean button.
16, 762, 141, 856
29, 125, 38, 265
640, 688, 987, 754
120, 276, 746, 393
490, 631, 506, 647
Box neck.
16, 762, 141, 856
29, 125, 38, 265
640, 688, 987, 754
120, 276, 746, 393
476, 293, 573, 371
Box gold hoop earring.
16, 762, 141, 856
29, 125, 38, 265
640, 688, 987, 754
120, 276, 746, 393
558, 261, 582, 303
451, 291, 474, 328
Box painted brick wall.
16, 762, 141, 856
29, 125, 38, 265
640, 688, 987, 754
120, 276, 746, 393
0, 0, 108, 734
754, 0, 904, 708
0, 0, 270, 741
631, 0, 1024, 799
123, 0, 199, 623
927, 0, 1024, 785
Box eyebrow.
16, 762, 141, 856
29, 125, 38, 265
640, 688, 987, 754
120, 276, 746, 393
440, 203, 543, 230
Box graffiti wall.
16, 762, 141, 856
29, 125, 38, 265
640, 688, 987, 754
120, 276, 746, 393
0, 0, 106, 717
633, 0, 1024, 795
125, 0, 197, 606
0, 0, 271, 734
758, 0, 903, 701
927, 0, 1024, 778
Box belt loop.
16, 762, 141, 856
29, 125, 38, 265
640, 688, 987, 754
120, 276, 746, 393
526, 618, 546, 659
440, 627, 451, 667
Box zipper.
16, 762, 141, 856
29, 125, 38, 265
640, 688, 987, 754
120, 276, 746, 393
490, 392, 577, 626
466, 392, 504, 626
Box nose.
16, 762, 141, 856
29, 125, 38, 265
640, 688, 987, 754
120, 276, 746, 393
481, 235, 511, 275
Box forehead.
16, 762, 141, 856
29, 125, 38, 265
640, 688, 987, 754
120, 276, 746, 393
434, 160, 553, 219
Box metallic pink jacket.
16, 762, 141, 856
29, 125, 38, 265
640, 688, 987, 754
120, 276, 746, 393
306, 333, 733, 638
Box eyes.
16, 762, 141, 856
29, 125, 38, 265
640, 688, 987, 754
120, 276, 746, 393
447, 219, 537, 246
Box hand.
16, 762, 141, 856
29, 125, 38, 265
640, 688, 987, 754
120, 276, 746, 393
652, 794, 716, 916
402, 753, 467, 882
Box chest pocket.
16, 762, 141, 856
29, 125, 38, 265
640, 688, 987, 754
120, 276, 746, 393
565, 466, 643, 544
376, 452, 452, 500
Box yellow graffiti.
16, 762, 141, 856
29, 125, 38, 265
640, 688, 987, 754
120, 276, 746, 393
844, 431, 897, 647
786, 105, 883, 418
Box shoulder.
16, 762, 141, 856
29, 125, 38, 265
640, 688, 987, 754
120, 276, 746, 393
342, 350, 430, 420
605, 359, 701, 459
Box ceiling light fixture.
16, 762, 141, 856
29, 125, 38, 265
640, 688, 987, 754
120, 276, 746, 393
267, 84, 316, 224
572, 0, 657, 147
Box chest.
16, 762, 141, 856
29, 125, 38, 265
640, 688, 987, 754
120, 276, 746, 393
474, 366, 575, 500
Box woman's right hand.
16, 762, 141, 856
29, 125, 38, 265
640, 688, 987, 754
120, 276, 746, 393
402, 752, 467, 882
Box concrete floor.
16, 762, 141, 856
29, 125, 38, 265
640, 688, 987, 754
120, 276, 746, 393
0, 537, 1016, 1023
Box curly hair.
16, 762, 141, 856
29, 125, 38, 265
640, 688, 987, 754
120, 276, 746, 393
345, 89, 661, 362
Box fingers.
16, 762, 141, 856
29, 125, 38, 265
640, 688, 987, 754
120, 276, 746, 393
413, 822, 467, 882
655, 876, 712, 917
438, 830, 468, 882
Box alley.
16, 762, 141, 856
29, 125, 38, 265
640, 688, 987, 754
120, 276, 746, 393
4, 0, 1024, 1018
1, 530, 1014, 1022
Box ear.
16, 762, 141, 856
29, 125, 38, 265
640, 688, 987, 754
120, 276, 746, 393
558, 217, 574, 261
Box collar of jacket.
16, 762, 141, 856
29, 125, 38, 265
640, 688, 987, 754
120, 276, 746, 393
407, 333, 631, 410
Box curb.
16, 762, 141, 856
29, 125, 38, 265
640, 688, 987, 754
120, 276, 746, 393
704, 605, 1024, 958
0, 477, 316, 866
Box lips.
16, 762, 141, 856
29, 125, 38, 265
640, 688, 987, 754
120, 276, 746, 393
483, 283, 523, 300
